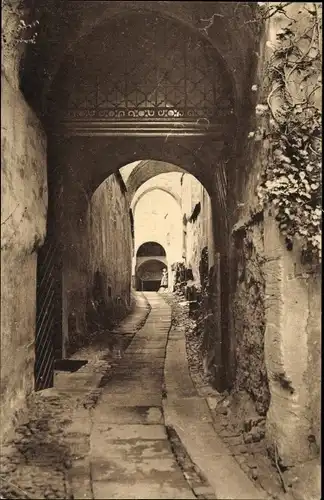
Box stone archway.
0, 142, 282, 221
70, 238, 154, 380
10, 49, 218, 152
136, 242, 167, 258
131, 187, 182, 216
31, 5, 243, 396
126, 161, 185, 200
48, 133, 229, 391
136, 259, 167, 292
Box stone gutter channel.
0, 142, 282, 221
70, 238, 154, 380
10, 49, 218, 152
1, 291, 265, 499
161, 296, 267, 500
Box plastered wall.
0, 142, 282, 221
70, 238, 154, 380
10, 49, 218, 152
1, 74, 47, 440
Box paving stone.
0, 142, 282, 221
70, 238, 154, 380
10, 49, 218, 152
100, 393, 162, 406
246, 458, 259, 469
218, 428, 242, 438
236, 444, 250, 454
92, 405, 163, 425
0, 292, 273, 500
166, 397, 212, 422
92, 424, 167, 441
163, 295, 266, 500
258, 474, 283, 498
234, 455, 247, 465
194, 485, 216, 495
223, 436, 244, 447
92, 480, 195, 499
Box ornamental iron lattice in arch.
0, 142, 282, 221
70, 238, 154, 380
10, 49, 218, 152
54, 14, 235, 127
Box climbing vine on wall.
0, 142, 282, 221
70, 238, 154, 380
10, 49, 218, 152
1, 0, 39, 48
253, 2, 322, 261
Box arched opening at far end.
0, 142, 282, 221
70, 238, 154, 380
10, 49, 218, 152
136, 259, 167, 292
136, 242, 166, 257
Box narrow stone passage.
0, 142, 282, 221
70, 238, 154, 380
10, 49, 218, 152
88, 292, 195, 499
0, 292, 269, 500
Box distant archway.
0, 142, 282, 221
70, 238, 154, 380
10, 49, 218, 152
136, 242, 166, 257
136, 259, 166, 291
132, 187, 181, 215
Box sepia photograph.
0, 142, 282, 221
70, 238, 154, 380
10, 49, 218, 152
1, 1, 321, 499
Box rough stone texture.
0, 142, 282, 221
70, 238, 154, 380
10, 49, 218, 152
260, 6, 321, 473
1, 73, 47, 442
163, 309, 267, 500
177, 173, 221, 389
305, 276, 321, 450
232, 220, 270, 416
226, 6, 320, 480
64, 173, 132, 353
88, 175, 132, 307
264, 214, 321, 466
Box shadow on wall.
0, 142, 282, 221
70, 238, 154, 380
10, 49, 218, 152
172, 248, 227, 392
66, 270, 129, 356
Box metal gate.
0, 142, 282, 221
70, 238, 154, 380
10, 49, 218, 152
51, 13, 235, 138
35, 166, 63, 391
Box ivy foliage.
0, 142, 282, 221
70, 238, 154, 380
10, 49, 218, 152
1, 0, 39, 47
254, 2, 322, 261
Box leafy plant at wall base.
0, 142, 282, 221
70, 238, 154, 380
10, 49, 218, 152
254, 3, 322, 262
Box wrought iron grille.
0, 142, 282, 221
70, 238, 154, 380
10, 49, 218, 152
55, 14, 234, 125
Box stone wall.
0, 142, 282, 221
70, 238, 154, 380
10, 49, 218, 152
181, 173, 214, 280
228, 2, 321, 470
179, 173, 223, 387
262, 5, 321, 465
1, 74, 47, 441
264, 215, 321, 465
63, 174, 132, 353
231, 217, 269, 416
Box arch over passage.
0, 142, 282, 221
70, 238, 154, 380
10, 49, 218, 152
132, 187, 181, 215
136, 259, 166, 292
28, 2, 244, 399
136, 242, 167, 258
126, 161, 186, 199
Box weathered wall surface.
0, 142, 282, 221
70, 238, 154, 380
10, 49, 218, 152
264, 215, 321, 465
63, 174, 132, 353
231, 219, 269, 416
179, 173, 222, 387
1, 74, 47, 440
228, 3, 321, 473
228, 82, 270, 412
181, 173, 214, 281
262, 5, 321, 467
88, 175, 132, 311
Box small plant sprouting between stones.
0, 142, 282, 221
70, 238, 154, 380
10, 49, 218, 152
251, 3, 322, 262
